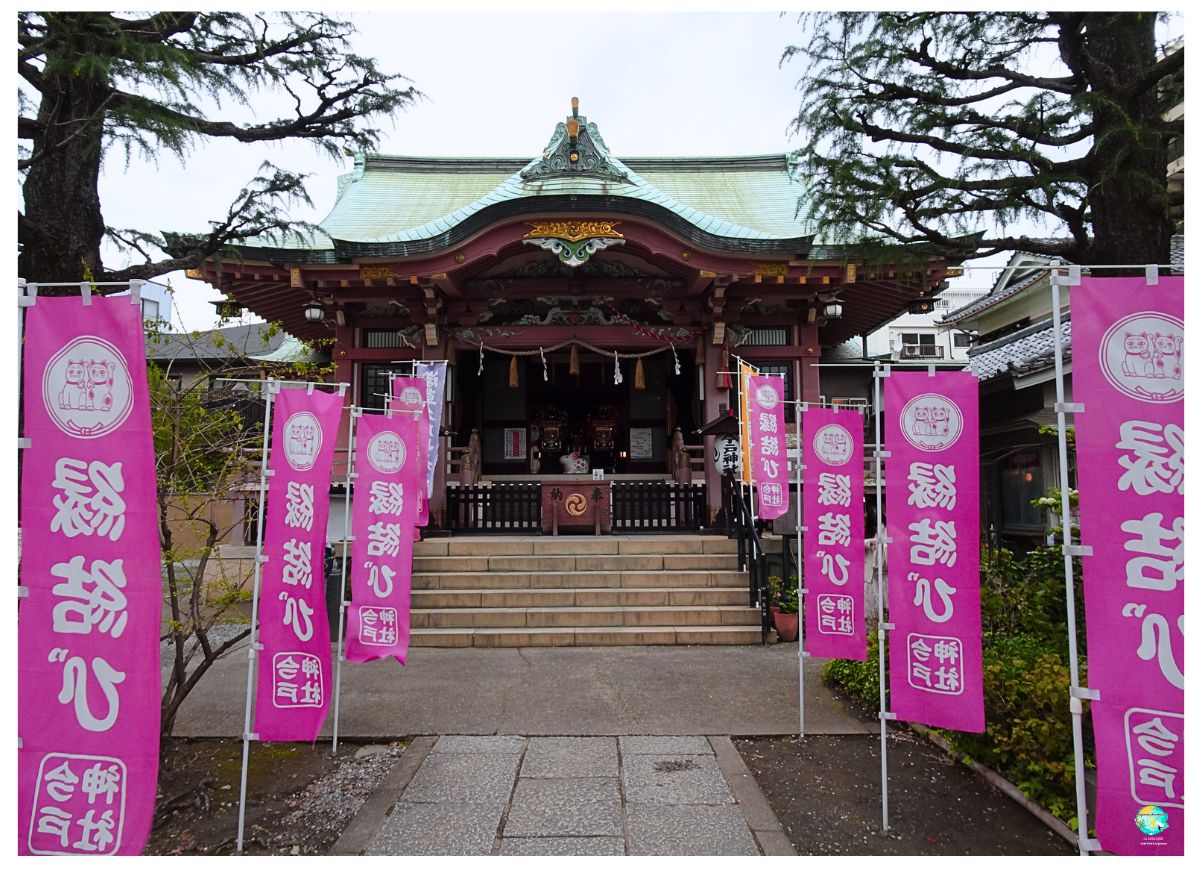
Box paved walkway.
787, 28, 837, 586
173, 643, 871, 737
332, 735, 794, 856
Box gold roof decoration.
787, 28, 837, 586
524, 221, 623, 244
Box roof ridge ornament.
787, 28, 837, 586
520, 97, 629, 182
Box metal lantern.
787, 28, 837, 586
303, 298, 325, 323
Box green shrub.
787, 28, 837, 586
821, 545, 1090, 828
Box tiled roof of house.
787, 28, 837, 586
146, 323, 290, 362
967, 314, 1071, 382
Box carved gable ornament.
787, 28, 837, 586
519, 98, 629, 183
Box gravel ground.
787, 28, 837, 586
147, 739, 406, 856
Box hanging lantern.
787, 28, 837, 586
569, 343, 580, 376
508, 355, 519, 388
634, 358, 646, 390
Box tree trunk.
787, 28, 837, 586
1080, 13, 1175, 267
19, 22, 110, 283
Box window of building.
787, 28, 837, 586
953, 332, 973, 348
743, 327, 791, 346
359, 363, 394, 410
999, 451, 1045, 530
899, 333, 942, 359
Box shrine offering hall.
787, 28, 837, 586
191, 100, 953, 533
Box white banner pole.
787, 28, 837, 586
237, 378, 278, 854
872, 362, 892, 832
1049, 265, 1097, 855
796, 402, 806, 739
331, 406, 359, 755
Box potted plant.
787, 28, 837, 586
765, 575, 783, 624
773, 584, 800, 642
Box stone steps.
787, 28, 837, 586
406, 535, 758, 647
410, 625, 764, 648
412, 586, 750, 609
412, 605, 761, 629
412, 570, 748, 590
412, 553, 740, 573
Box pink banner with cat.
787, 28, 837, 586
19, 295, 162, 855
746, 374, 789, 520
802, 406, 866, 660
254, 386, 344, 741
1071, 275, 1183, 855
344, 410, 421, 664
390, 376, 429, 530
884, 370, 983, 732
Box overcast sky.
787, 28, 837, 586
65, 9, 1184, 331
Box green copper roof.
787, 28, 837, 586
239, 109, 812, 255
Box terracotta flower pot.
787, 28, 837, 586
774, 611, 799, 642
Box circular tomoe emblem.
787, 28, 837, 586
281, 412, 322, 471
899, 393, 964, 452
754, 383, 779, 410
367, 430, 406, 474
1099, 312, 1184, 404
42, 336, 134, 439
565, 493, 588, 516
812, 424, 854, 466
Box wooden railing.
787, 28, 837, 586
445, 482, 541, 534
611, 481, 706, 533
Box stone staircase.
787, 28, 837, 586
410, 535, 761, 647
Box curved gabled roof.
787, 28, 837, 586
236, 107, 813, 259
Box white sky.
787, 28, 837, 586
96, 10, 819, 331
20, 7, 1188, 332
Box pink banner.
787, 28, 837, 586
391, 376, 429, 529
747, 374, 789, 520
345, 411, 420, 663
1071, 275, 1184, 855
19, 295, 162, 855
884, 370, 983, 732
802, 407, 866, 660
254, 387, 344, 741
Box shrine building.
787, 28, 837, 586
190, 99, 955, 534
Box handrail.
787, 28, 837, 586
723, 473, 771, 645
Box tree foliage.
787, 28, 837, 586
785, 12, 1182, 265
18, 12, 418, 283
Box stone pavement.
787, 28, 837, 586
333, 735, 794, 856
173, 643, 871, 738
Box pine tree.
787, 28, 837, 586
785, 12, 1182, 264
18, 12, 417, 284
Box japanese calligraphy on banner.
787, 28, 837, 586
391, 376, 430, 528
345, 411, 420, 663
414, 362, 446, 500
884, 370, 983, 732
1071, 275, 1184, 856
19, 296, 162, 855
802, 407, 865, 660
254, 387, 343, 741
747, 374, 789, 520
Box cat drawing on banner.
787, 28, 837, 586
1152, 333, 1183, 380
1122, 333, 1154, 377
58, 358, 115, 411
912, 406, 932, 436
59, 360, 88, 410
